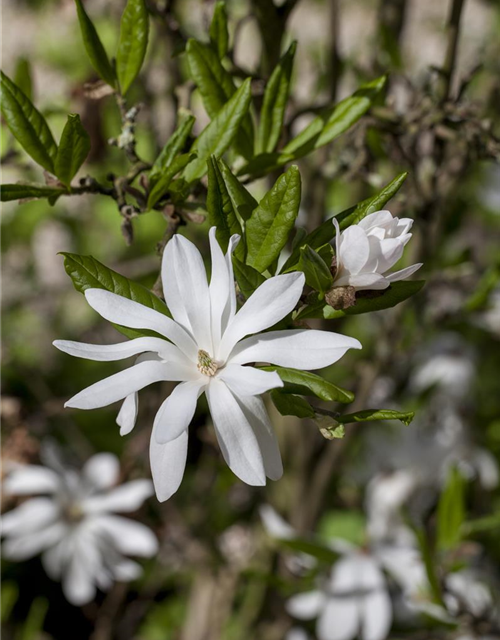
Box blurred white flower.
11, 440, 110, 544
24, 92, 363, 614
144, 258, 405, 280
332, 211, 422, 291
1, 453, 158, 606
55, 228, 361, 501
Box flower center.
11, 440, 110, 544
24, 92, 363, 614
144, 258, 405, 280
197, 350, 218, 377
62, 502, 84, 523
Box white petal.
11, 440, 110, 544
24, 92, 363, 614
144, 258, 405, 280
83, 479, 154, 513
333, 217, 341, 262
65, 360, 196, 410
362, 589, 392, 640
358, 210, 394, 232
229, 329, 362, 370
376, 238, 405, 272
53, 336, 187, 363
260, 505, 295, 539
42, 538, 71, 580
208, 228, 240, 349
96, 514, 158, 556
83, 453, 119, 490
385, 263, 422, 282
343, 273, 389, 291
84, 289, 198, 361
162, 234, 213, 351
286, 590, 325, 619
1, 498, 59, 535
154, 380, 207, 444
318, 596, 360, 640
63, 546, 97, 606
236, 394, 283, 480
112, 559, 142, 582
2, 522, 66, 561
149, 429, 188, 502
3, 466, 60, 495
116, 393, 139, 436
218, 272, 305, 361
338, 226, 370, 275
206, 379, 266, 485
218, 364, 283, 396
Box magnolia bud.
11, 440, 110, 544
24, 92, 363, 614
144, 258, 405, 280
325, 285, 356, 310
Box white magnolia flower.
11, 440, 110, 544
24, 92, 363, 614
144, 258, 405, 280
54, 228, 361, 501
332, 210, 422, 291
1, 453, 158, 606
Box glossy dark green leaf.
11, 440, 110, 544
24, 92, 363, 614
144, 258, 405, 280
270, 390, 315, 419
257, 41, 296, 154
261, 366, 355, 404
217, 158, 257, 221
246, 165, 301, 273
74, 0, 116, 87
185, 39, 253, 159
54, 114, 91, 187
183, 79, 252, 183
14, 57, 32, 100
1, 183, 67, 202
149, 113, 195, 189
233, 257, 266, 300
298, 245, 333, 295
337, 409, 415, 426
437, 466, 466, 552
0, 71, 57, 173
282, 75, 386, 159
209, 1, 229, 59
207, 156, 244, 257
61, 252, 169, 339
147, 152, 197, 209
116, 0, 149, 95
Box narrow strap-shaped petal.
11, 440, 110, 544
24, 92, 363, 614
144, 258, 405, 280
218, 364, 283, 396
84, 289, 198, 361
336, 273, 388, 290
149, 428, 189, 502
116, 393, 138, 436
162, 234, 213, 351
3, 466, 60, 495
338, 225, 371, 276
65, 360, 196, 410
219, 272, 305, 362
223, 234, 240, 330
1, 498, 59, 535
235, 394, 283, 480
2, 522, 67, 561
95, 515, 158, 556
82, 453, 119, 490
385, 263, 422, 282
206, 379, 266, 486
53, 336, 189, 364
317, 596, 360, 640
83, 479, 154, 513
228, 329, 361, 370
286, 590, 325, 620
154, 379, 207, 444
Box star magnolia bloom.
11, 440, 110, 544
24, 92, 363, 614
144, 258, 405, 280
1, 453, 158, 606
332, 210, 422, 291
54, 228, 361, 501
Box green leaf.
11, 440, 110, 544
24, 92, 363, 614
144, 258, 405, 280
217, 158, 257, 221
278, 538, 340, 564
297, 280, 425, 321
116, 0, 149, 95
281, 172, 408, 273
261, 366, 355, 404
54, 114, 91, 187
185, 39, 253, 159
437, 466, 466, 552
337, 409, 415, 426
298, 245, 333, 295
270, 390, 315, 419
207, 156, 244, 257
233, 256, 265, 300
209, 1, 229, 59
336, 172, 408, 230
74, 0, 116, 87
147, 152, 197, 209
414, 527, 444, 606
462, 511, 500, 537
183, 79, 252, 183
282, 75, 386, 159
61, 252, 170, 339
149, 112, 195, 188
1, 183, 67, 202
0, 71, 58, 173
20, 597, 49, 640
246, 165, 301, 273
257, 41, 296, 154
318, 510, 367, 547
14, 57, 32, 100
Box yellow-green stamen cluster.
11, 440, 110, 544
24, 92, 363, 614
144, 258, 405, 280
197, 349, 218, 377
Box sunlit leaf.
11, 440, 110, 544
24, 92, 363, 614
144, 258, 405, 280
261, 366, 355, 404
54, 114, 91, 187
74, 0, 116, 87
270, 390, 315, 418
116, 0, 149, 95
